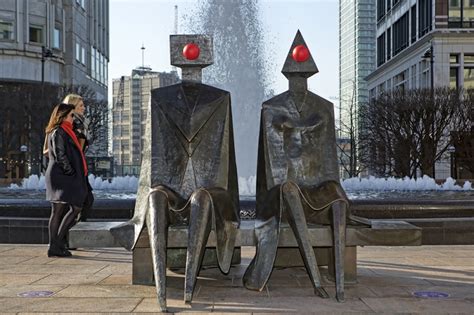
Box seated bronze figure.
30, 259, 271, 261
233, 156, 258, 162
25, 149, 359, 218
243, 30, 349, 302
111, 35, 240, 312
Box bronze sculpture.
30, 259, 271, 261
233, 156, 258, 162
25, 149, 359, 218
243, 30, 349, 302
111, 35, 240, 312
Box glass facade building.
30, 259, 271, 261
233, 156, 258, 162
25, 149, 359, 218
339, 0, 376, 178
339, 0, 376, 137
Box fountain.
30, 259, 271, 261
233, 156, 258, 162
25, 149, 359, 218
183, 0, 272, 178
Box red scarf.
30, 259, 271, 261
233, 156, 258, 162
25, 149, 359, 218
60, 121, 88, 176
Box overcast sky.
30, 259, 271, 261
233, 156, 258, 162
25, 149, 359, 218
109, 0, 339, 102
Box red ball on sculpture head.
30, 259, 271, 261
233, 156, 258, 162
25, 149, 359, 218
182, 43, 200, 60
292, 44, 310, 62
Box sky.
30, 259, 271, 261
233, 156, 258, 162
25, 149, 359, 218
109, 0, 340, 103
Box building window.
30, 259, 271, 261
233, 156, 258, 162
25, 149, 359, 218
420, 61, 430, 88
419, 0, 432, 37
386, 27, 391, 61
377, 33, 386, 66
451, 54, 460, 63
29, 25, 43, 44
394, 70, 407, 92
75, 42, 81, 62
465, 68, 474, 88
450, 53, 460, 89
377, 0, 386, 21
411, 65, 417, 89
0, 21, 14, 40
76, 0, 86, 9
411, 5, 417, 44
386, 0, 391, 11
53, 28, 61, 49
465, 53, 474, 89
448, 0, 473, 27
464, 54, 474, 63
450, 68, 459, 88
81, 46, 86, 64
91, 46, 96, 78
393, 12, 409, 56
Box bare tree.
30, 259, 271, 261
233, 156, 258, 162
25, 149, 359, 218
336, 82, 367, 178
61, 85, 109, 154
361, 87, 472, 178
0, 82, 108, 178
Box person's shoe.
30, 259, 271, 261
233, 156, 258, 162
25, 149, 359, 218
47, 247, 72, 257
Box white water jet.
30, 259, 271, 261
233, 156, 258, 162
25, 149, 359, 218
8, 174, 472, 194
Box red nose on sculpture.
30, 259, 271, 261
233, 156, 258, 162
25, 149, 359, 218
292, 44, 310, 62
183, 43, 200, 60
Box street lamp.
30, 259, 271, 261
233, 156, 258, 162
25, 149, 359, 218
20, 145, 28, 178
447, 145, 456, 179
422, 45, 434, 98
41, 46, 54, 107
38, 46, 54, 175
422, 43, 436, 177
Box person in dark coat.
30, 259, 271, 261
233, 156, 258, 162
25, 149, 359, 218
62, 93, 94, 222
44, 103, 88, 257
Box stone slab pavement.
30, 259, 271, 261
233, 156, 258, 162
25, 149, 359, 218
0, 244, 473, 313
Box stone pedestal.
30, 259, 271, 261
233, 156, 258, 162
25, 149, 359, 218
132, 227, 241, 285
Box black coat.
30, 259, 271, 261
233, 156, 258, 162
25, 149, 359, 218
45, 127, 88, 207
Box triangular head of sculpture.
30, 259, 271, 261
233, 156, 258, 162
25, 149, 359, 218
243, 30, 349, 302
111, 34, 240, 312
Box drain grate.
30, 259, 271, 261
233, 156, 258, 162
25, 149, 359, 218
18, 290, 54, 298
413, 291, 450, 299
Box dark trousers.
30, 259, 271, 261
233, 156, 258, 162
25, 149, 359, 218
49, 203, 82, 249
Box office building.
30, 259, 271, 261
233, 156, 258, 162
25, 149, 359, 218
112, 68, 179, 175
0, 0, 109, 179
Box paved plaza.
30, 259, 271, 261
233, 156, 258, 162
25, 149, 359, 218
0, 244, 473, 313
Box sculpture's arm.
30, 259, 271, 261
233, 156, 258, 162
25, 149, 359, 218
272, 113, 322, 133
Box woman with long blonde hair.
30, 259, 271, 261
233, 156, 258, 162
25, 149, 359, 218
44, 103, 88, 257
62, 93, 90, 150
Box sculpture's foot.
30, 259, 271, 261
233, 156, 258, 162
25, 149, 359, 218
314, 287, 330, 299
184, 291, 192, 304
158, 298, 168, 313
336, 291, 345, 303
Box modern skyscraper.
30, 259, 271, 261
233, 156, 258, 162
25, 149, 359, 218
338, 0, 376, 177
112, 68, 179, 176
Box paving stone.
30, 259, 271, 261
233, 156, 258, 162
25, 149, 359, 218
54, 284, 156, 298
98, 274, 132, 285
0, 274, 50, 286
0, 244, 473, 313
0, 284, 67, 297
133, 296, 213, 313
0, 263, 107, 274
361, 297, 474, 313
0, 297, 142, 313
0, 256, 35, 265
33, 273, 111, 285
212, 296, 373, 313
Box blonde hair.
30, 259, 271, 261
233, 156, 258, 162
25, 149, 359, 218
62, 93, 83, 109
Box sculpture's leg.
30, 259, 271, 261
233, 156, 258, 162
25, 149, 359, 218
282, 182, 329, 298
184, 189, 212, 303
146, 190, 169, 312
331, 200, 347, 302
243, 186, 281, 291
